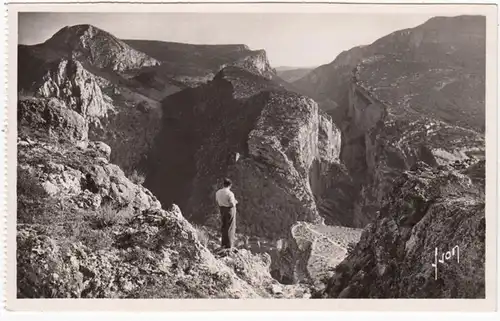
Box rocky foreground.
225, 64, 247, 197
17, 15, 486, 299
320, 160, 485, 298
16, 97, 311, 298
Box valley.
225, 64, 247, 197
16, 15, 486, 298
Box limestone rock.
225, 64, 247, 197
18, 97, 88, 144
88, 141, 112, 160
321, 161, 485, 298
17, 139, 301, 299
228, 49, 276, 80
17, 101, 312, 298
35, 59, 113, 124
292, 15, 486, 228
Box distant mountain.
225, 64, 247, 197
292, 15, 485, 224
294, 15, 485, 132
18, 24, 278, 174
275, 67, 314, 83
292, 15, 486, 297
16, 16, 486, 299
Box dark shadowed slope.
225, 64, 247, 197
144, 65, 355, 239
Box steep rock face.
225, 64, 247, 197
227, 49, 276, 80
17, 101, 309, 299
44, 24, 160, 71
33, 59, 113, 124
321, 161, 485, 298
293, 15, 486, 227
293, 45, 367, 117
342, 81, 484, 226
19, 26, 165, 175
145, 67, 343, 239
19, 25, 279, 177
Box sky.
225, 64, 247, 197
20, 12, 447, 67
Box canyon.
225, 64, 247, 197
16, 15, 486, 298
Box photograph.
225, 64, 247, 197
4, 1, 497, 310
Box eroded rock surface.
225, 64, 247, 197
34, 59, 114, 125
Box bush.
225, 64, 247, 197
128, 169, 146, 185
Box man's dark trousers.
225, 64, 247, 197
219, 206, 236, 248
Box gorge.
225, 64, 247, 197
16, 15, 486, 298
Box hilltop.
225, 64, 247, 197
18, 24, 278, 175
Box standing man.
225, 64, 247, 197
215, 178, 238, 250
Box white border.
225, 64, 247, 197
1, 0, 499, 316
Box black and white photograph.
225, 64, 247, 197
6, 1, 497, 308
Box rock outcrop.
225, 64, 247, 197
34, 59, 114, 125
320, 161, 485, 298
18, 98, 88, 146
227, 49, 276, 80
145, 66, 344, 239
19, 24, 279, 177
125, 40, 276, 87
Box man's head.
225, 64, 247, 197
223, 178, 232, 188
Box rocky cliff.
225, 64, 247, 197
293, 15, 486, 227
288, 15, 486, 298
145, 66, 346, 239
43, 24, 160, 72
17, 15, 487, 298
33, 58, 114, 126
319, 160, 485, 298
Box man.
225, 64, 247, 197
215, 178, 238, 250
